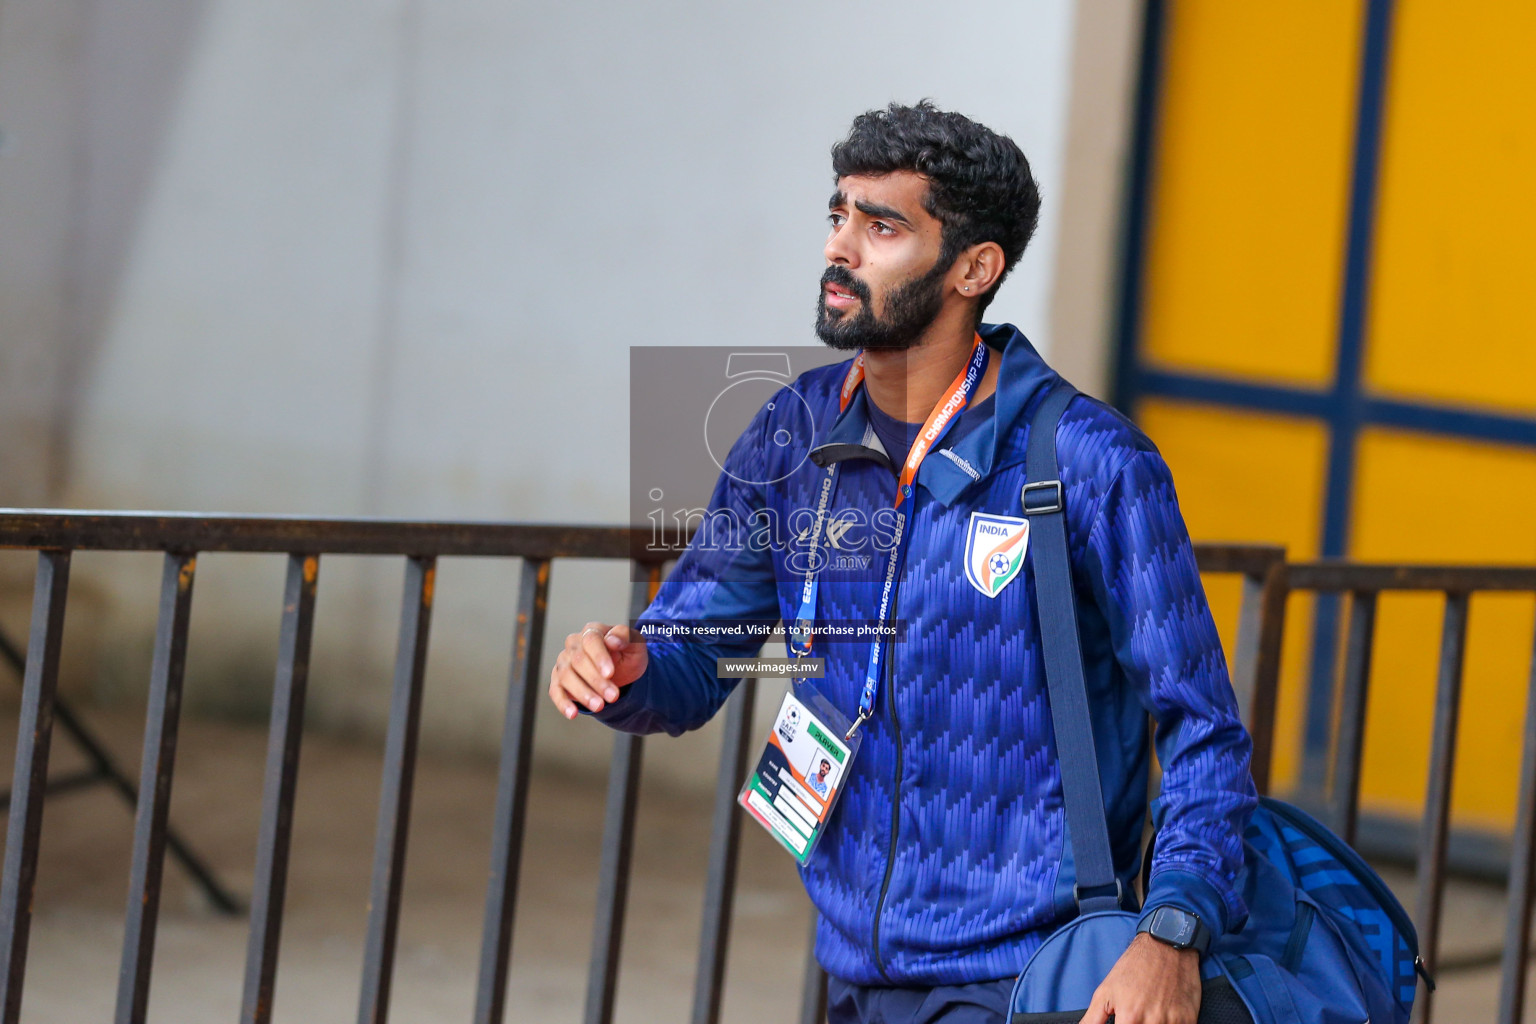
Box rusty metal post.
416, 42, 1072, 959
357, 556, 436, 1024
241, 554, 321, 1024
581, 565, 661, 1024
1332, 591, 1377, 845
115, 552, 199, 1024
0, 551, 71, 1024
689, 676, 758, 1024
1410, 593, 1471, 1024
473, 558, 552, 1024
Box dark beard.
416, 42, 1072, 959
814, 254, 951, 352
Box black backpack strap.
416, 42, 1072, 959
1024, 385, 1120, 914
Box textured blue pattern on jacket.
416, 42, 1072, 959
597, 324, 1257, 985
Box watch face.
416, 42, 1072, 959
1153, 907, 1197, 947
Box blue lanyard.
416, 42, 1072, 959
788, 337, 990, 738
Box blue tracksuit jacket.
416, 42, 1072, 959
597, 323, 1257, 986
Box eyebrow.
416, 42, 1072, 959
827, 191, 915, 229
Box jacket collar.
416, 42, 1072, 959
808, 323, 1060, 506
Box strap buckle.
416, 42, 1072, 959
1022, 480, 1064, 516
1072, 878, 1123, 909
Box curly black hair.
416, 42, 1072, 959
830, 101, 1040, 318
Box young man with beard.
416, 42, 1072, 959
549, 102, 1256, 1024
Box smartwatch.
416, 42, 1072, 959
1136, 905, 1211, 955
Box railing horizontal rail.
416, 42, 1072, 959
0, 510, 640, 560
1189, 542, 1286, 576
1287, 561, 1536, 592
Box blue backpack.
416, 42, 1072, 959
1008, 387, 1431, 1024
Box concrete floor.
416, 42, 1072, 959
0, 705, 1530, 1023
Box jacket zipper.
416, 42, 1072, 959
869, 571, 903, 980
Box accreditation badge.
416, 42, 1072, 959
737, 687, 858, 863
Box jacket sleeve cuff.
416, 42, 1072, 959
582, 669, 652, 726
1139, 867, 1234, 941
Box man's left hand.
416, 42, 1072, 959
1077, 933, 1201, 1024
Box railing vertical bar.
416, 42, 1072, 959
1235, 561, 1288, 795
797, 911, 826, 1024
1496, 623, 1536, 1024
357, 555, 436, 1024
0, 550, 71, 1024
240, 553, 321, 1024
583, 734, 642, 1024
1331, 590, 1377, 845
582, 564, 660, 1024
688, 676, 759, 1024
1410, 592, 1470, 1024
114, 551, 199, 1024
472, 558, 552, 1024
1230, 571, 1265, 719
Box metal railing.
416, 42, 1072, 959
0, 511, 1286, 1024
3, 510, 1529, 1023
1272, 562, 1536, 1024
0, 512, 652, 1024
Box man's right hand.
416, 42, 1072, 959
548, 621, 648, 719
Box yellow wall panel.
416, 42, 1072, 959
1364, 3, 1536, 415
1138, 400, 1330, 789
1140, 1, 1361, 386
1351, 429, 1536, 827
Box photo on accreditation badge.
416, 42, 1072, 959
737, 692, 851, 863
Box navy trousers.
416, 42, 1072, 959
826, 976, 1014, 1024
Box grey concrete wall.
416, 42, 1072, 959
0, 0, 86, 515
0, 0, 209, 513
1048, 0, 1145, 399
0, 0, 1107, 789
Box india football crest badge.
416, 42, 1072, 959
963, 512, 1029, 598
